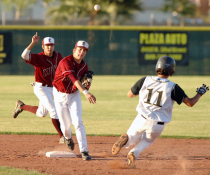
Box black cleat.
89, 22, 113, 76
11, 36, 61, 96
13, 100, 25, 118
64, 137, 75, 151
81, 151, 91, 160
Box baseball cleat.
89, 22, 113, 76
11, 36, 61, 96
127, 152, 136, 168
81, 151, 91, 160
112, 133, 128, 155
13, 100, 25, 118
64, 137, 75, 151
59, 136, 65, 144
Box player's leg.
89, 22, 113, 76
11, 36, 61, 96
56, 100, 74, 149
53, 87, 74, 149
36, 101, 63, 142
55, 101, 72, 138
112, 114, 146, 155
128, 120, 165, 167
35, 85, 63, 140
34, 86, 57, 118
69, 91, 90, 160
13, 100, 38, 118
22, 104, 38, 114
36, 101, 48, 117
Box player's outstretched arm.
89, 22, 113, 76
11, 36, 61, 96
183, 94, 201, 107
74, 80, 96, 104
21, 32, 40, 60
28, 32, 40, 48
183, 84, 209, 107
127, 89, 138, 98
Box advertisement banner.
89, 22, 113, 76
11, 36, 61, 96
0, 31, 12, 64
139, 31, 189, 65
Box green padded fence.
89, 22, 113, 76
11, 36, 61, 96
0, 26, 210, 75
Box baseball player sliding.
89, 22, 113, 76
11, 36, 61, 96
53, 40, 96, 160
13, 32, 64, 143
112, 56, 209, 168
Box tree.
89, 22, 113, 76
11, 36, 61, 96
0, 0, 53, 20
46, 0, 143, 25
0, 0, 37, 20
42, 0, 54, 8
160, 0, 196, 26
104, 0, 143, 25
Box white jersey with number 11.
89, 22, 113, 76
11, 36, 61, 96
137, 76, 175, 123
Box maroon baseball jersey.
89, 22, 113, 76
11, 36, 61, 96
25, 51, 63, 87
53, 55, 88, 94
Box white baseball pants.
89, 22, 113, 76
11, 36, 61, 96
125, 114, 165, 159
53, 87, 88, 153
34, 82, 58, 119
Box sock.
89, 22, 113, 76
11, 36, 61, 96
21, 105, 38, 114
51, 118, 63, 138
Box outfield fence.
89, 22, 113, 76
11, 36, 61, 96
0, 26, 209, 75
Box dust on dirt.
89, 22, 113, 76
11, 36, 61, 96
0, 135, 210, 175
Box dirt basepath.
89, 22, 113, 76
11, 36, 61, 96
0, 135, 210, 175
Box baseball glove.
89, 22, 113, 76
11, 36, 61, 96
196, 84, 209, 96
81, 71, 94, 90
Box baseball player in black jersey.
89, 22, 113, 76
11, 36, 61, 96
112, 56, 209, 168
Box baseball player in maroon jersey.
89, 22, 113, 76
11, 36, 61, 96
112, 56, 209, 168
53, 40, 96, 160
13, 32, 64, 143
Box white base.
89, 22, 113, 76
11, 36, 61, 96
46, 151, 77, 158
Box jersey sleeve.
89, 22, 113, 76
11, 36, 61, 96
25, 53, 45, 67
59, 58, 78, 83
131, 77, 146, 95
171, 84, 188, 105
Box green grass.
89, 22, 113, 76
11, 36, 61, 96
0, 75, 210, 138
0, 166, 49, 175
1, 75, 210, 175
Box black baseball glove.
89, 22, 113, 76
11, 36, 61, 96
80, 71, 94, 90
196, 84, 209, 96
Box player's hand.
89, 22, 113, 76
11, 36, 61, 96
85, 93, 96, 104
32, 32, 40, 44
196, 84, 209, 96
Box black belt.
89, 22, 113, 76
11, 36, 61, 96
141, 115, 164, 125
157, 122, 164, 125
42, 84, 53, 87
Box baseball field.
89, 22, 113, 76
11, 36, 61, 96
1, 75, 210, 175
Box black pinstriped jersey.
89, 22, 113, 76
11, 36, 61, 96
131, 76, 188, 105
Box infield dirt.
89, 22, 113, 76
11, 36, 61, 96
0, 135, 210, 175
